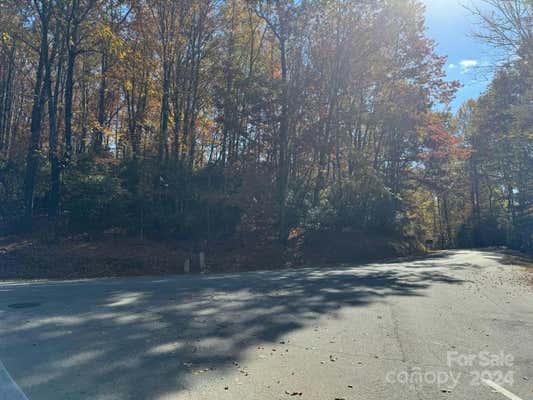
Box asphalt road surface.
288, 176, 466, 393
1, 250, 532, 400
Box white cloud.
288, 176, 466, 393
448, 64, 457, 69
459, 59, 478, 73
460, 60, 478, 68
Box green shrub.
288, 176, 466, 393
304, 172, 397, 233
62, 159, 130, 234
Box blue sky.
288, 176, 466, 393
421, 0, 496, 110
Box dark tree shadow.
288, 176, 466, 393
482, 248, 533, 268
0, 253, 469, 399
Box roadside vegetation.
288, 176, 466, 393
0, 0, 531, 278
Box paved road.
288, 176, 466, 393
1, 250, 532, 400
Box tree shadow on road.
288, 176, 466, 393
0, 253, 469, 399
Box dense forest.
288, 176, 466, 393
0, 0, 531, 268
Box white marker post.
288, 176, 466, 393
199, 252, 206, 273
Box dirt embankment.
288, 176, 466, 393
0, 231, 421, 281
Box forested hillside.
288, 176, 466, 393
0, 0, 531, 273
450, 0, 532, 251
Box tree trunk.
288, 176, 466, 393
278, 34, 289, 243
46, 33, 63, 221
24, 1, 50, 225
